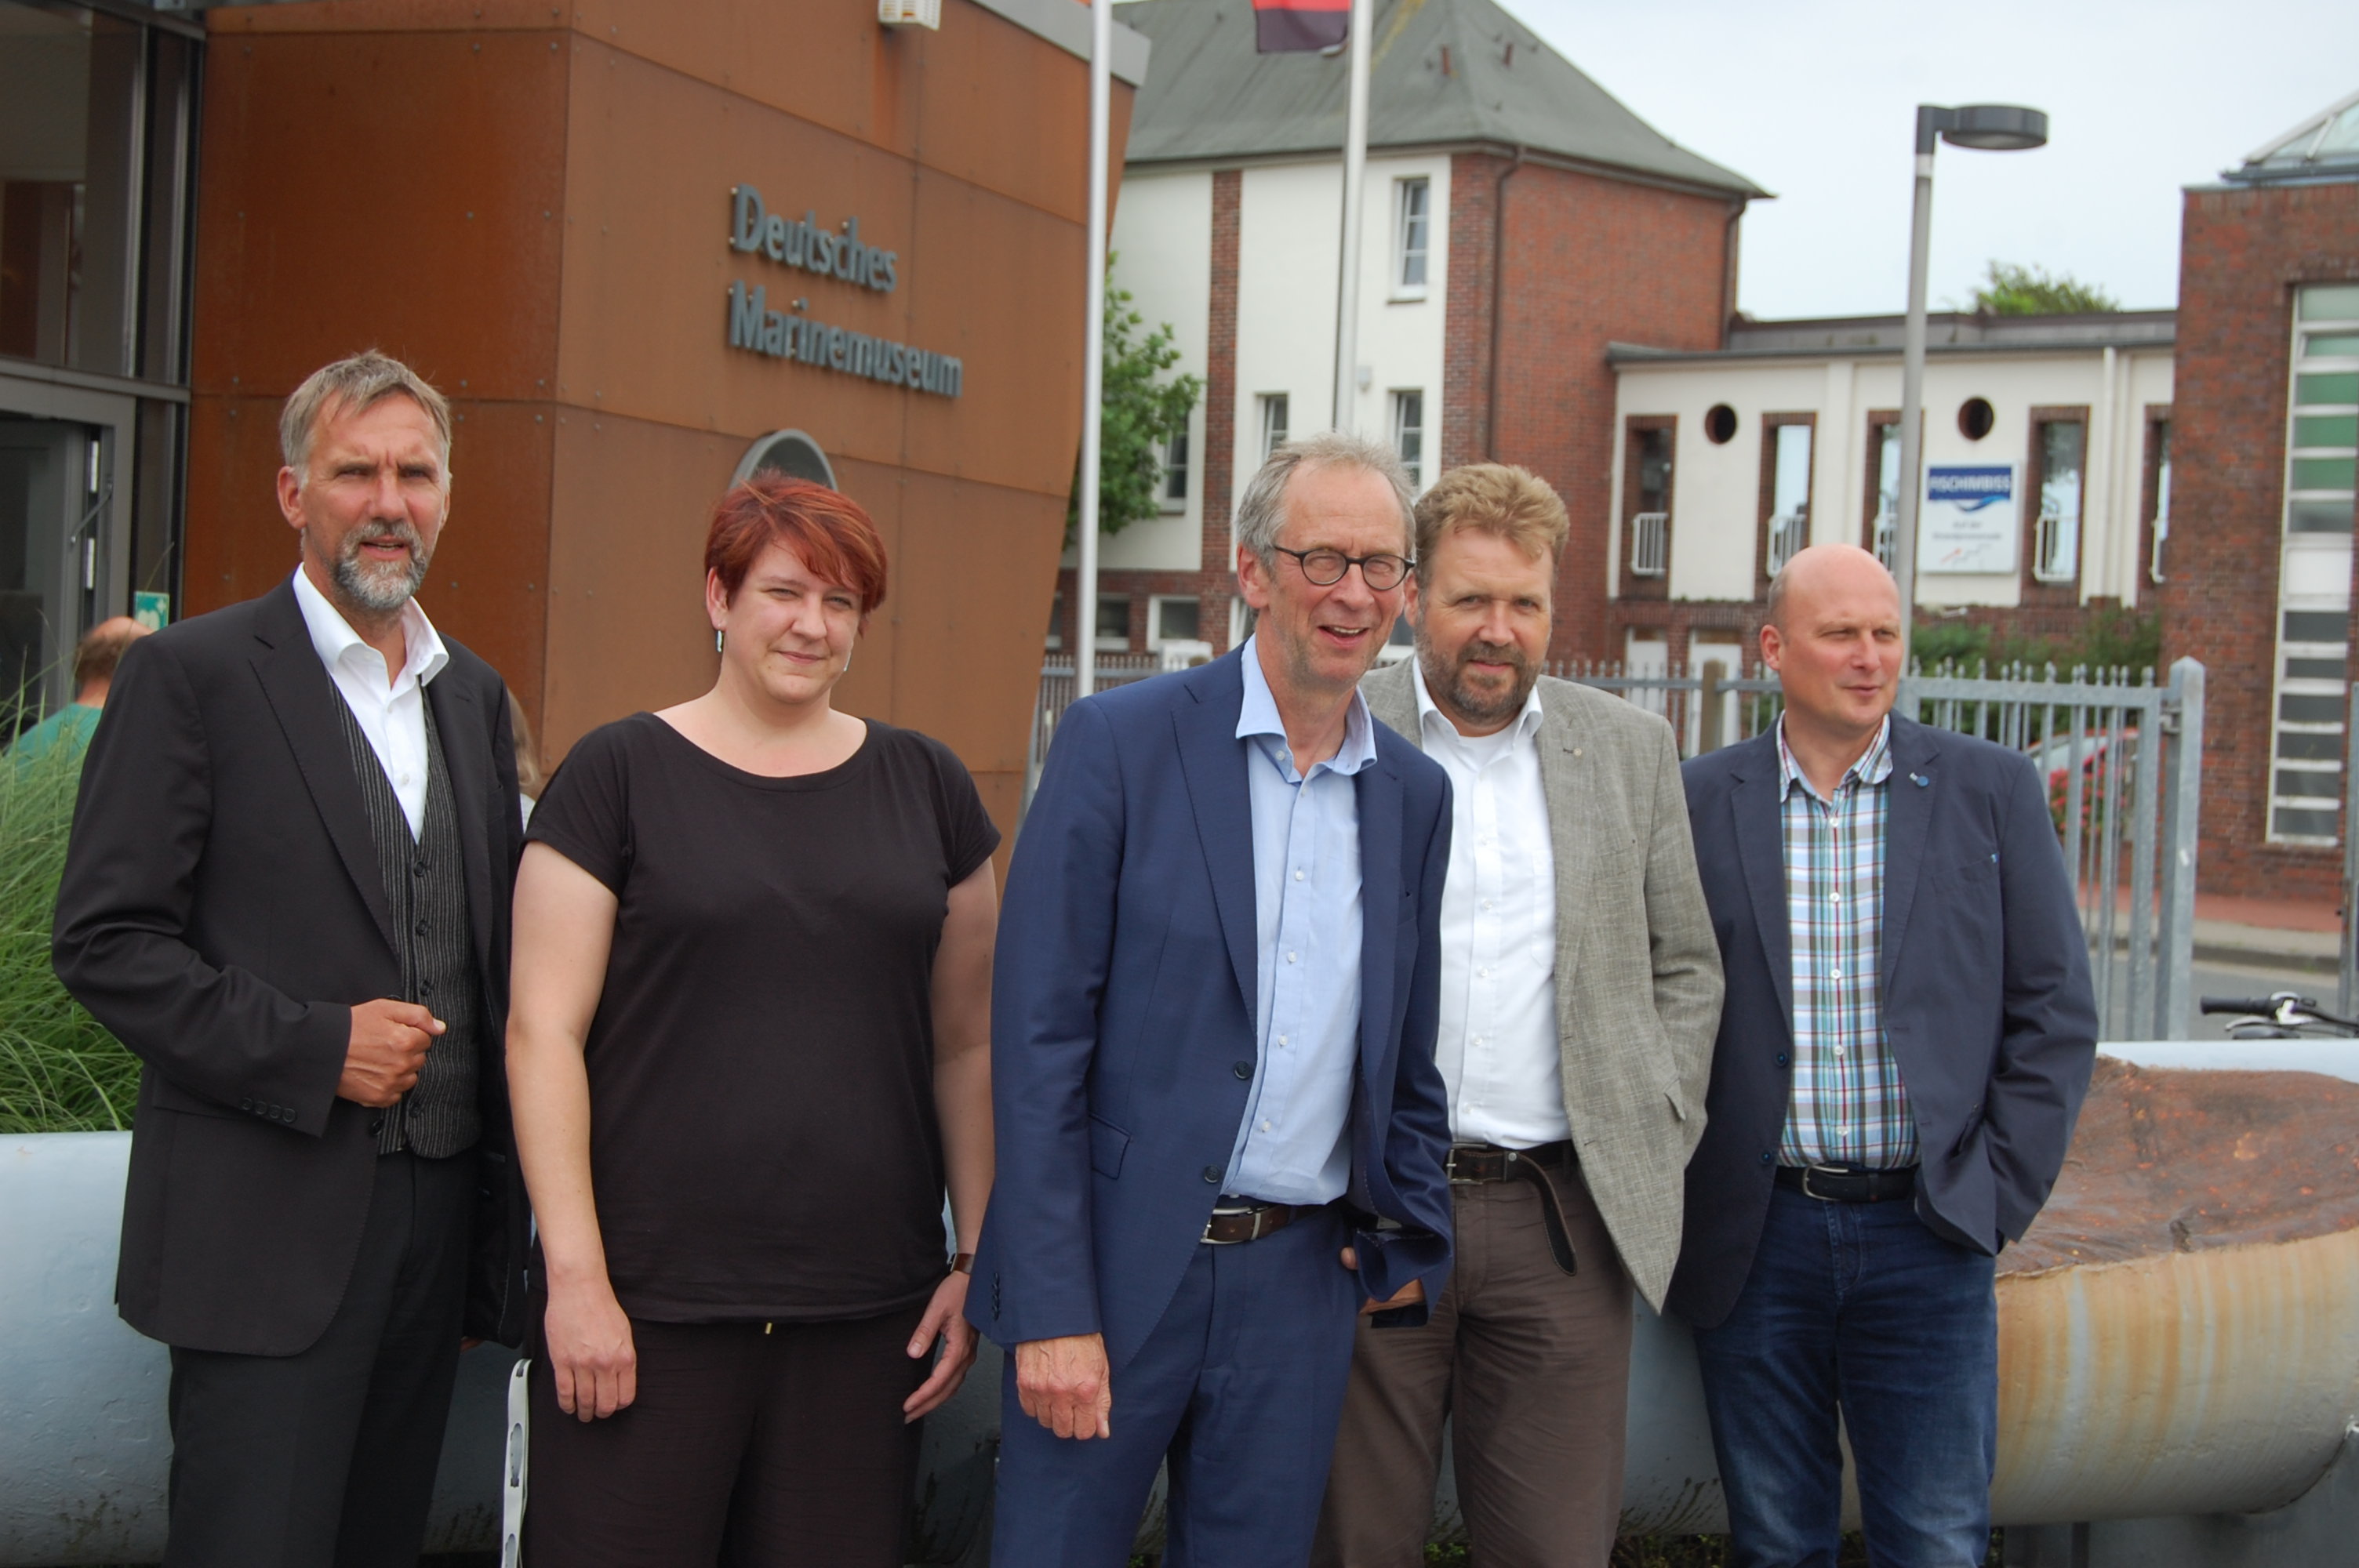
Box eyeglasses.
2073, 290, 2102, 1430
1270, 545, 1413, 591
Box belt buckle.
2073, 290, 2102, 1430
1447, 1146, 1508, 1185
1799, 1163, 1849, 1202
1205, 1201, 1262, 1245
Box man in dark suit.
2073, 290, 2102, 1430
974, 432, 1455, 1566
53, 351, 529, 1567
1674, 542, 2096, 1568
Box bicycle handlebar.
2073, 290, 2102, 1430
2199, 995, 2294, 1016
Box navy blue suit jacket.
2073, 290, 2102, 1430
1668, 716, 2098, 1330
969, 651, 1456, 1371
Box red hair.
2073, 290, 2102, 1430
704, 475, 889, 616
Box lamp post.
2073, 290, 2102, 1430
1892, 103, 2048, 666
1074, 0, 1112, 698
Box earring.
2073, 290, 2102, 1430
714, 629, 724, 653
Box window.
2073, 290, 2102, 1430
1045, 593, 1064, 651
1627, 424, 1672, 581
2270, 285, 2359, 844
1259, 394, 1289, 461
1151, 596, 1201, 646
2146, 416, 2172, 585
1391, 390, 1424, 488
2032, 417, 2086, 584
1760, 419, 1812, 580
1163, 427, 1190, 508
1094, 594, 1132, 650
1393, 177, 1430, 296
1864, 416, 1901, 566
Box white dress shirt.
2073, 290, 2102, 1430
291, 566, 449, 839
1412, 661, 1568, 1149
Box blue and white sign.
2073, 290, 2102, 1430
1920, 464, 2019, 574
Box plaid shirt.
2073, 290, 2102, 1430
1776, 717, 1919, 1170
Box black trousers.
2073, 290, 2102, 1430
162, 1149, 474, 1568
524, 1298, 930, 1567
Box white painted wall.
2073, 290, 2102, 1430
1073, 169, 1213, 573
1613, 347, 2175, 610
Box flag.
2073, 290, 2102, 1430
1252, 0, 1348, 53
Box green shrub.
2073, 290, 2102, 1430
0, 731, 140, 1134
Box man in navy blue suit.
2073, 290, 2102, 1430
1674, 543, 2097, 1568
973, 431, 1456, 1566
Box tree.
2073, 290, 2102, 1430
1973, 260, 2121, 316
1067, 257, 1205, 544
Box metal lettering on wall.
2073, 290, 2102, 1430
724, 184, 962, 398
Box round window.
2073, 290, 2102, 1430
1703, 405, 1739, 445
732, 429, 837, 489
1957, 398, 1996, 441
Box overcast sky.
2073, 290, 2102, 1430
1510, 0, 2359, 320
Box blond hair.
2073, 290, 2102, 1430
278, 350, 453, 481
1411, 463, 1569, 583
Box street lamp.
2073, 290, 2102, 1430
1892, 103, 2048, 666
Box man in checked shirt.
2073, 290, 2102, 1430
1673, 543, 2096, 1568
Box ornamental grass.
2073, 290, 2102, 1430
0, 719, 137, 1134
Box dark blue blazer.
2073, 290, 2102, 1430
1668, 716, 2097, 1330
969, 651, 1456, 1370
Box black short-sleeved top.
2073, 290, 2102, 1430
525, 713, 1000, 1323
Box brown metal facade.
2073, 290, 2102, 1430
185, 0, 1133, 839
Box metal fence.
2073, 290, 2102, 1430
1027, 652, 2208, 1040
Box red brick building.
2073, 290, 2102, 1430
2163, 90, 2359, 898
1075, 0, 1757, 667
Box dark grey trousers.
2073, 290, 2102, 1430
162, 1149, 474, 1568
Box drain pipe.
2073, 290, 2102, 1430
1484, 145, 1528, 460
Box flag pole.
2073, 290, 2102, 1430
1076, 0, 1111, 699
1331, 0, 1371, 431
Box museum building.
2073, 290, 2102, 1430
0, 0, 1148, 837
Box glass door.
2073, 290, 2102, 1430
0, 414, 103, 717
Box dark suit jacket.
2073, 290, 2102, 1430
968, 651, 1456, 1371
1669, 715, 2098, 1330
53, 579, 530, 1356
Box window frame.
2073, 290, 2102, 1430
1755, 412, 1816, 594
1390, 388, 1425, 490
2023, 405, 2089, 598
1258, 393, 1290, 462
1392, 176, 1431, 300
1161, 425, 1190, 512
1620, 415, 1676, 601
1092, 593, 1134, 653
1147, 593, 1205, 651
1861, 410, 1901, 565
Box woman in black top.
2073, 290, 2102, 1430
506, 476, 998, 1565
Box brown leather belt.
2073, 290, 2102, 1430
1775, 1163, 1919, 1203
1202, 1200, 1301, 1245
1446, 1142, 1579, 1276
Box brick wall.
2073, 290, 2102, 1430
2164, 179, 2359, 900
1445, 154, 1741, 661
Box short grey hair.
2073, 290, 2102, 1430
279, 350, 454, 481
1234, 430, 1416, 564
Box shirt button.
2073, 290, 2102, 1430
1278, 1034, 1289, 1047
1481, 900, 1493, 911
1471, 1035, 1483, 1047
1776, 1053, 1790, 1067
1829, 893, 1841, 903
1294, 869, 1305, 881
1202, 1166, 1223, 1183
1478, 967, 1490, 978
1287, 952, 1298, 964
1760, 1152, 1773, 1164
1831, 967, 1843, 978
414, 920, 428, 936
1233, 1061, 1253, 1080
1259, 1120, 1272, 1132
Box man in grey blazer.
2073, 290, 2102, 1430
1316, 464, 1723, 1567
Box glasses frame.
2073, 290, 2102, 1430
1269, 544, 1414, 591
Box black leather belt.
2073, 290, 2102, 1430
1203, 1200, 1300, 1245
1775, 1163, 1918, 1203
1446, 1142, 1579, 1276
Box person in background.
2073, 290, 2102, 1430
1321, 464, 1722, 1567
975, 431, 1455, 1567
12, 616, 150, 759
1674, 543, 2097, 1568
52, 350, 530, 1566
505, 474, 998, 1566
506, 687, 545, 825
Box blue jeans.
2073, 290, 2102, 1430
1691, 1183, 1997, 1568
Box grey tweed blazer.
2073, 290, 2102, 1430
1361, 659, 1724, 1309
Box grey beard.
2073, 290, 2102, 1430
330, 528, 429, 612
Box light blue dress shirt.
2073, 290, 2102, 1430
1223, 636, 1378, 1205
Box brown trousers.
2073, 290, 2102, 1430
1314, 1165, 1634, 1568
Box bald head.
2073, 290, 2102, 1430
73, 616, 151, 705
1765, 543, 1899, 633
